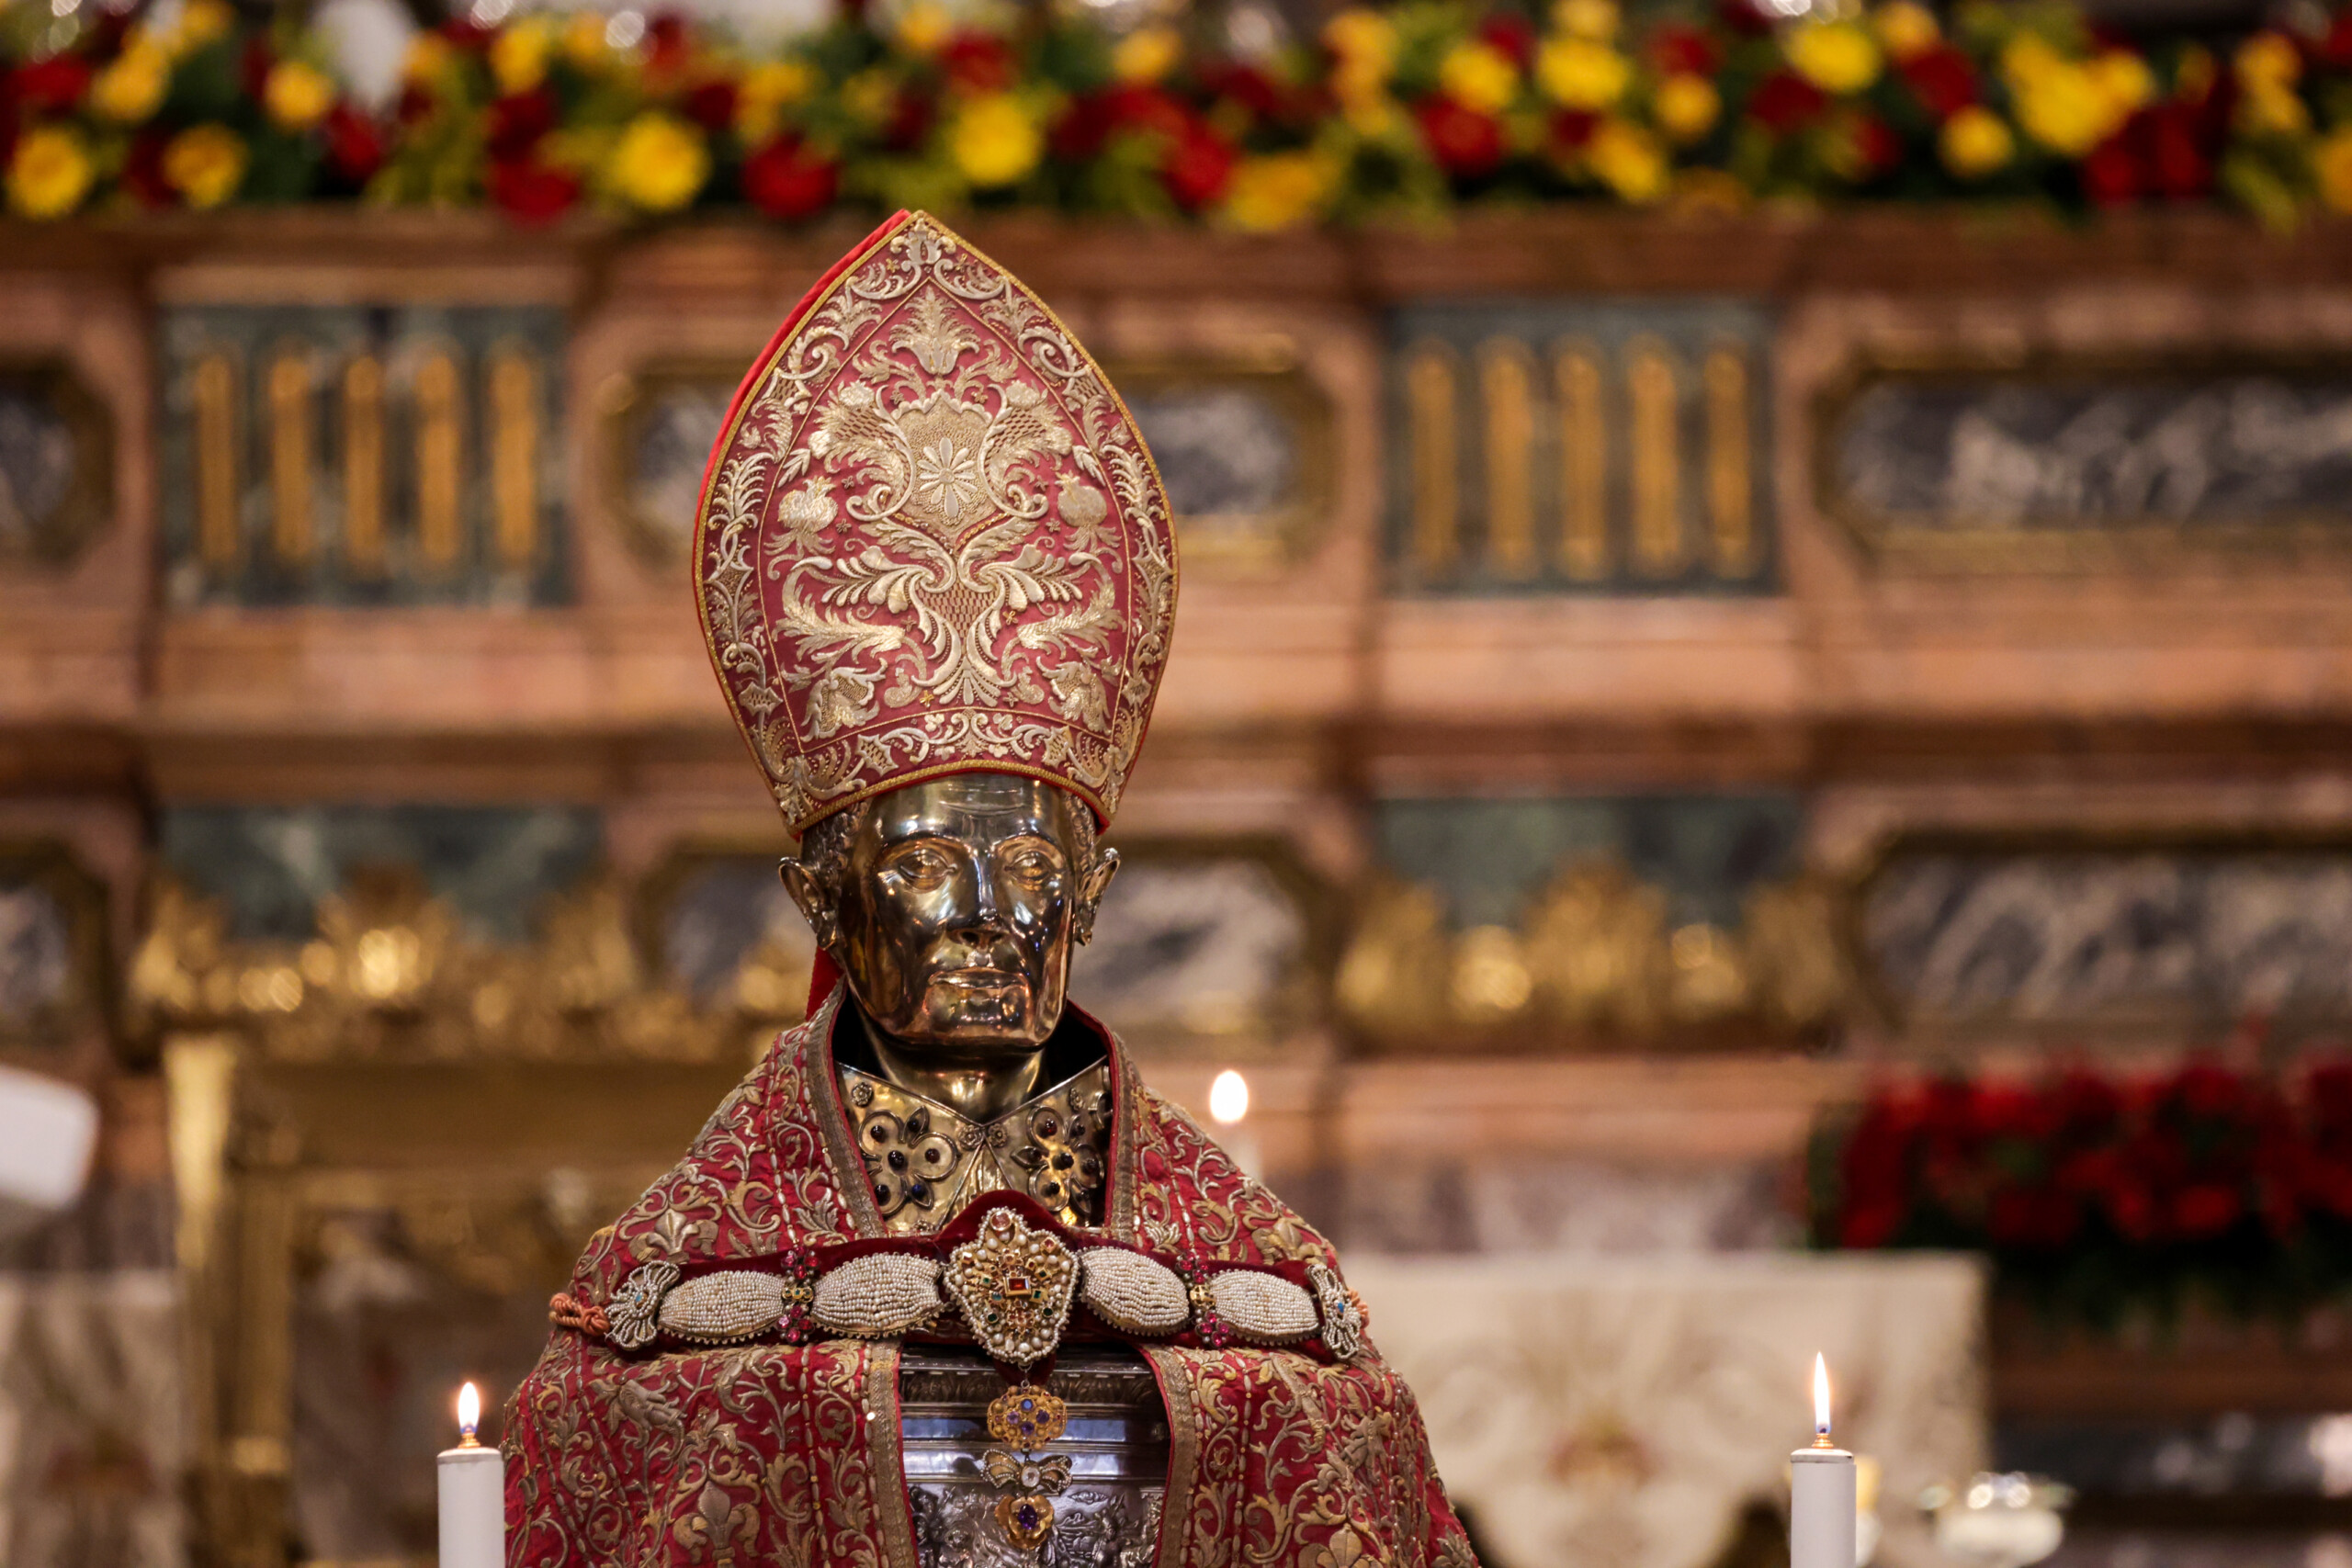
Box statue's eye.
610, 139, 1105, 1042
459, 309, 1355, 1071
893, 846, 955, 889
1001, 844, 1059, 887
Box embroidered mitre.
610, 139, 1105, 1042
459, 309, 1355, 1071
695, 209, 1179, 830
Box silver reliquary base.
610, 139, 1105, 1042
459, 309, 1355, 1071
900, 1344, 1170, 1568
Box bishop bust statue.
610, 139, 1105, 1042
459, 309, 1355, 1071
505, 212, 1477, 1568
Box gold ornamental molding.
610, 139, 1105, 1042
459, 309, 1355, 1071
1335, 859, 1856, 1051
129, 865, 806, 1063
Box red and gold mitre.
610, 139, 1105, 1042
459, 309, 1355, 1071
694, 210, 1179, 830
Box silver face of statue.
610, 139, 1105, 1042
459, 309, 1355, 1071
783, 773, 1118, 1116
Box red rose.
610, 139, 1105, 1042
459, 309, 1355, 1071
645, 12, 691, 78
741, 136, 839, 220
1477, 14, 1537, 70
1110, 85, 1188, 138
13, 56, 94, 113
883, 87, 933, 152
2080, 134, 2142, 206
1161, 122, 1234, 210
1647, 25, 1720, 77
1549, 107, 1599, 152
2177, 1062, 2245, 1118
438, 17, 492, 49
487, 88, 559, 161
683, 77, 738, 134
488, 159, 582, 225
2107, 1181, 2157, 1241
1417, 95, 1506, 178
941, 32, 1014, 95
1839, 1200, 1905, 1249
2325, 10, 2352, 70
1051, 92, 1115, 161
1715, 0, 1773, 39
1747, 70, 1826, 134
123, 130, 175, 208
323, 105, 386, 185
241, 35, 274, 99
2172, 1182, 2242, 1239
1199, 60, 1283, 119
1899, 46, 1975, 121
396, 82, 436, 126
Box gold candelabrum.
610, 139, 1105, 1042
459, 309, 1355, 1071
1333, 858, 1857, 1049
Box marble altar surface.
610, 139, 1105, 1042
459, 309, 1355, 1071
1346, 1252, 1985, 1568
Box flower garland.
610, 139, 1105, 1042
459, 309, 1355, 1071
1812, 1060, 2352, 1330
6, 0, 2352, 229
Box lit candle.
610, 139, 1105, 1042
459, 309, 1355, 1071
437, 1382, 504, 1568
1790, 1354, 1856, 1568
1207, 1070, 1261, 1177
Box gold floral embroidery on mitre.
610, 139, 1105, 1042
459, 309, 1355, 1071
842, 1061, 1113, 1235
693, 210, 1179, 831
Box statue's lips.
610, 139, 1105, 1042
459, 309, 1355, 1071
932, 968, 1028, 994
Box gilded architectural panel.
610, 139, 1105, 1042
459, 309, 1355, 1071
158, 306, 567, 606
1340, 795, 1849, 1049
1388, 301, 1776, 595
1822, 353, 2352, 569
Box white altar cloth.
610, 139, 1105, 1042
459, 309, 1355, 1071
1346, 1252, 1986, 1568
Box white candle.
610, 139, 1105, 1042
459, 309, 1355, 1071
438, 1382, 505, 1568
1791, 1354, 1855, 1568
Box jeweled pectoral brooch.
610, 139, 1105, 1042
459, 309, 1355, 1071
984, 1386, 1072, 1551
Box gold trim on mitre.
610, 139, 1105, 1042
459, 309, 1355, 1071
694, 210, 1180, 830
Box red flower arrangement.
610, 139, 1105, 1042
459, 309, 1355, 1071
1813, 1059, 2352, 1329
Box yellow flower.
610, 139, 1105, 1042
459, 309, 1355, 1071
91, 39, 171, 124
609, 113, 708, 210
6, 126, 95, 220
490, 15, 559, 95
264, 61, 336, 131
563, 13, 609, 70
1939, 103, 2014, 177
164, 124, 248, 209
842, 68, 899, 127
2088, 51, 2153, 119
737, 59, 819, 141
1653, 73, 1718, 142
948, 94, 1043, 187
1552, 0, 1619, 40
171, 0, 234, 55
895, 2, 953, 56
2234, 31, 2301, 90
1587, 118, 1667, 202
2315, 129, 2352, 213
2013, 63, 2107, 155
2236, 81, 2311, 137
1440, 40, 1519, 114
404, 32, 453, 87
1323, 9, 1396, 71
1786, 22, 1882, 96
1221, 150, 1331, 231
1113, 26, 1182, 85
1536, 37, 1629, 110
1872, 0, 1940, 62
1999, 34, 2064, 88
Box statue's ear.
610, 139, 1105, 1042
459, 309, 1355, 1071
778, 857, 841, 953
1073, 846, 1119, 947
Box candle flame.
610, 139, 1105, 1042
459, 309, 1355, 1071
458, 1381, 481, 1439
1208, 1070, 1250, 1126
1812, 1354, 1831, 1439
